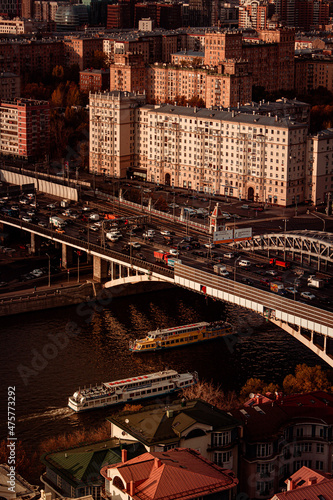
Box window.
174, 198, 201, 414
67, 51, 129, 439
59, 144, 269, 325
212, 431, 231, 446
257, 443, 272, 457
317, 444, 324, 453
214, 451, 231, 466
316, 461, 324, 470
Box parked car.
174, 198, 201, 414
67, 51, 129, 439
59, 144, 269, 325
160, 230, 171, 236
224, 252, 235, 259
169, 248, 179, 256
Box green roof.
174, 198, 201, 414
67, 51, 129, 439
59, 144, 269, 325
41, 439, 146, 487
107, 399, 240, 446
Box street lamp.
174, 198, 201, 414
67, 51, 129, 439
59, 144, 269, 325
75, 250, 81, 283
234, 256, 241, 282
46, 253, 51, 287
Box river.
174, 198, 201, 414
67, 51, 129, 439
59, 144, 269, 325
0, 287, 327, 471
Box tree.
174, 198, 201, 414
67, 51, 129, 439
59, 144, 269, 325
240, 377, 265, 398
51, 84, 65, 108
52, 65, 64, 80
182, 380, 241, 411
283, 364, 331, 394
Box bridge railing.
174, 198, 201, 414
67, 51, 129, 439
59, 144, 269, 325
0, 215, 174, 278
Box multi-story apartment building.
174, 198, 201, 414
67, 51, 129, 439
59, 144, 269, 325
63, 36, 103, 71
0, 98, 50, 160
306, 129, 333, 206
275, 0, 329, 30
89, 91, 146, 178
90, 90, 308, 206
0, 39, 64, 79
0, 17, 34, 34
34, 1, 60, 21
295, 55, 333, 95
239, 0, 275, 30
80, 68, 110, 93
0, 72, 21, 99
109, 28, 295, 107
231, 392, 333, 499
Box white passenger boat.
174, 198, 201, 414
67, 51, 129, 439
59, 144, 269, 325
68, 369, 198, 412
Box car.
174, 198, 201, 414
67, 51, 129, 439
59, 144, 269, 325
21, 216, 32, 222
47, 203, 57, 209
233, 214, 242, 219
260, 278, 271, 287
168, 203, 179, 208
219, 270, 230, 277
129, 242, 141, 250
108, 235, 119, 242
266, 270, 278, 276
70, 212, 79, 219
204, 242, 216, 249
82, 206, 91, 212
192, 250, 205, 257
38, 221, 47, 227
55, 227, 65, 234
222, 212, 231, 218
90, 225, 100, 232
238, 259, 251, 267
19, 198, 29, 205
160, 230, 171, 236
301, 291, 316, 300
31, 269, 44, 278
241, 204, 250, 210
169, 248, 179, 256
285, 287, 298, 295
191, 241, 200, 249
241, 277, 254, 286
224, 252, 235, 259
27, 210, 36, 216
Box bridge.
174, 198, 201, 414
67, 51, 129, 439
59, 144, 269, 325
235, 230, 333, 270
1, 215, 333, 367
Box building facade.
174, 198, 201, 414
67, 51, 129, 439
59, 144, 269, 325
80, 68, 110, 93
63, 36, 103, 71
89, 91, 308, 206
0, 98, 50, 160
306, 129, 333, 205
0, 72, 20, 99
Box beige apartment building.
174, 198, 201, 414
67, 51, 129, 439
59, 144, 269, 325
90, 91, 308, 206
307, 129, 333, 206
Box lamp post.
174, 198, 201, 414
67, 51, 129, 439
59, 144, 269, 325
234, 256, 241, 282
75, 250, 81, 283
46, 253, 51, 287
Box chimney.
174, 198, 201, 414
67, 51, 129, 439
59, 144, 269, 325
122, 449, 128, 463
308, 477, 317, 486
129, 480, 135, 496
154, 457, 162, 468
286, 479, 296, 491
256, 394, 263, 404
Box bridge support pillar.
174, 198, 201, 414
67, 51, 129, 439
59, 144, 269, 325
30, 233, 42, 254
61, 244, 73, 269
93, 255, 108, 282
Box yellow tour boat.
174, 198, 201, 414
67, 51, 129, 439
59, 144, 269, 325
129, 321, 233, 353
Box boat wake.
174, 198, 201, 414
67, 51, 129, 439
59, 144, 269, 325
18, 406, 72, 423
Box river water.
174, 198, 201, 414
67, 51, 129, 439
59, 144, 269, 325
0, 287, 327, 467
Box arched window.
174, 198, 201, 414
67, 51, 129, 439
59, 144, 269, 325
113, 476, 125, 491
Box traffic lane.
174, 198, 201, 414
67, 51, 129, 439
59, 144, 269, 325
176, 265, 333, 327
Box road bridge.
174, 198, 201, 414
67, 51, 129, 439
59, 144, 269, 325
235, 230, 333, 270
1, 215, 333, 366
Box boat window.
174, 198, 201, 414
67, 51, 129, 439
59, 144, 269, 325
130, 393, 134, 397
147, 389, 151, 393
171, 340, 174, 344
152, 388, 157, 392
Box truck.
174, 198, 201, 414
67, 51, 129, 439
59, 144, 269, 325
269, 258, 291, 270
270, 282, 284, 293
166, 257, 182, 268
49, 216, 66, 228
307, 277, 325, 289
213, 264, 227, 275
60, 199, 69, 208
154, 250, 170, 264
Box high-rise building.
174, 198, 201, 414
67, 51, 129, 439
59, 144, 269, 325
239, 0, 275, 30
0, 98, 50, 160
275, 0, 329, 30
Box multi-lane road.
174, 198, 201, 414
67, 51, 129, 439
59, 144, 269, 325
1, 190, 332, 311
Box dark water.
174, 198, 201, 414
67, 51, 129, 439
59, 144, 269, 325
0, 287, 327, 462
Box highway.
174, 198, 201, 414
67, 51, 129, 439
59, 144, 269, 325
0, 191, 332, 311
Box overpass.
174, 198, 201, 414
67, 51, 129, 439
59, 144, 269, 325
1, 215, 333, 367
235, 230, 333, 270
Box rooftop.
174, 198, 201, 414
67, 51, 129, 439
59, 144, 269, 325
107, 399, 240, 446
101, 448, 238, 500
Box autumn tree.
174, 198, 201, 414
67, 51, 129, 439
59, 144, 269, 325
52, 65, 64, 80
51, 83, 66, 108
92, 50, 109, 69
283, 364, 331, 394
182, 380, 241, 411
240, 378, 280, 400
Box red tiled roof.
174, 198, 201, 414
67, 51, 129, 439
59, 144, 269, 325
231, 391, 333, 441
272, 478, 333, 499
102, 448, 238, 500
287, 465, 328, 488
